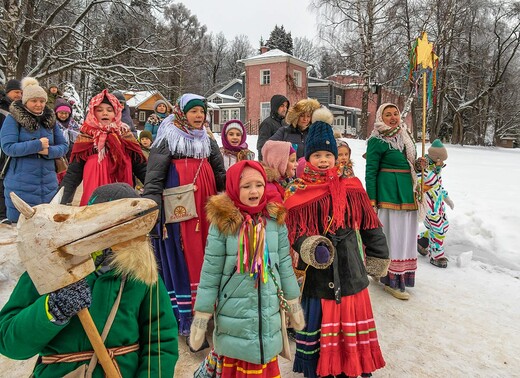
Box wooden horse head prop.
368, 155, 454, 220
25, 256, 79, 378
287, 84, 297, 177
10, 191, 159, 295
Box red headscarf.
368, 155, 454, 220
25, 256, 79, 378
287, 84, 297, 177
226, 160, 268, 216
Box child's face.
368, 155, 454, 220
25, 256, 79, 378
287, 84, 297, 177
49, 87, 58, 94
309, 151, 335, 170
285, 153, 297, 177
140, 137, 152, 148
25, 98, 47, 114
156, 104, 167, 113
56, 111, 70, 121
94, 103, 116, 126
239, 171, 265, 207
337, 146, 351, 165
186, 106, 206, 129
226, 129, 242, 147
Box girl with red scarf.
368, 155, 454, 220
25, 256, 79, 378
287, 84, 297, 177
285, 108, 390, 378
190, 161, 303, 378
60, 89, 146, 205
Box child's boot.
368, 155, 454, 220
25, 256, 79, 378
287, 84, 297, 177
384, 285, 410, 300
417, 236, 429, 256
430, 257, 448, 268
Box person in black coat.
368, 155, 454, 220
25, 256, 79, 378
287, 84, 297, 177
256, 94, 289, 160
112, 91, 137, 138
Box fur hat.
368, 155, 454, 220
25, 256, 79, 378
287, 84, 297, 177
427, 139, 448, 162
261, 140, 294, 177
139, 130, 153, 142
304, 107, 337, 160
285, 98, 321, 127
5, 79, 22, 93
21, 77, 48, 104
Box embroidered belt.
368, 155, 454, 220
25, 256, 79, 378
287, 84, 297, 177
379, 168, 411, 173
41, 343, 139, 365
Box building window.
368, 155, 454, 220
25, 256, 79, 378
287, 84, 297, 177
333, 116, 346, 133
260, 102, 270, 121
261, 69, 271, 85
335, 95, 342, 105
233, 91, 242, 99
230, 108, 240, 120
221, 109, 230, 124
213, 97, 223, 104
139, 111, 146, 122
293, 70, 302, 87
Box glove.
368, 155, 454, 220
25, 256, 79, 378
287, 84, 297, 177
188, 312, 212, 352
415, 157, 428, 171
315, 244, 330, 264
287, 298, 305, 331
48, 279, 91, 324
445, 196, 454, 210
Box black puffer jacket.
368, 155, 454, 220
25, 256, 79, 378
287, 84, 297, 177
143, 138, 226, 206
256, 95, 289, 160
0, 91, 12, 127
269, 125, 309, 160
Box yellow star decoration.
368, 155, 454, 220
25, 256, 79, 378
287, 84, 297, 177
416, 32, 439, 69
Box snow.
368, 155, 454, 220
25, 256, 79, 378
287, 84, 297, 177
125, 90, 157, 108
1, 137, 519, 377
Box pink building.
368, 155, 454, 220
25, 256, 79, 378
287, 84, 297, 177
238, 48, 310, 132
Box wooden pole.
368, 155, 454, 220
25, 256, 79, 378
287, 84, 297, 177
421, 72, 427, 194
77, 309, 121, 378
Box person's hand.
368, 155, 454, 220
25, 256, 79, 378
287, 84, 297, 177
38, 148, 49, 155
188, 312, 212, 352
445, 196, 454, 210
315, 244, 330, 264
48, 279, 91, 324
373, 205, 378, 214
287, 298, 305, 331
40, 137, 49, 149
415, 157, 428, 170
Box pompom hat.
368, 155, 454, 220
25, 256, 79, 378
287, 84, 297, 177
21, 77, 48, 104
304, 107, 337, 160
427, 139, 448, 162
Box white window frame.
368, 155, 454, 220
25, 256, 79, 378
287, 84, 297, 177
230, 108, 240, 120
335, 95, 342, 105
260, 102, 270, 121
139, 111, 146, 122
221, 109, 230, 124
293, 70, 302, 87
333, 116, 345, 129
260, 69, 271, 85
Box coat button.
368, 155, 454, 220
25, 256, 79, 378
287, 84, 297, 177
224, 294, 227, 298
328, 282, 334, 288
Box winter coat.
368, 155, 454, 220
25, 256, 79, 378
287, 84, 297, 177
0, 91, 12, 127
256, 95, 289, 160
143, 138, 226, 206
269, 124, 309, 160
0, 101, 67, 222
144, 113, 167, 141
194, 194, 300, 364
121, 104, 137, 138
365, 137, 418, 210
0, 269, 178, 377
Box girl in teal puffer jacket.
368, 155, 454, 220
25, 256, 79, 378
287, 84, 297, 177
189, 160, 304, 378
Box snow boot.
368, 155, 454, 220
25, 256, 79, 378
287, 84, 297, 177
417, 236, 429, 256
430, 257, 448, 268
384, 285, 410, 300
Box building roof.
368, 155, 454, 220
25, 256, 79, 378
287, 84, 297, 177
238, 48, 311, 67
216, 78, 243, 94
123, 90, 172, 109
210, 93, 240, 102
329, 104, 361, 113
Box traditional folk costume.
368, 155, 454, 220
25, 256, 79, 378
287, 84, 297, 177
192, 161, 302, 378
365, 103, 422, 296
285, 114, 390, 378
219, 119, 255, 171
143, 94, 226, 335
60, 89, 146, 206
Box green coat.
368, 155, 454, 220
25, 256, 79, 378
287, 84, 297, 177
365, 137, 418, 210
195, 194, 300, 364
0, 270, 178, 377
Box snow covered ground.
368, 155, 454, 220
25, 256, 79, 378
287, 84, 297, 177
0, 136, 519, 377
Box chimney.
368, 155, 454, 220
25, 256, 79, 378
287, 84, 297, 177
260, 46, 269, 54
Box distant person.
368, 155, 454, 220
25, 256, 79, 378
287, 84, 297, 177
336, 138, 355, 178
256, 94, 289, 160
54, 98, 80, 159
219, 119, 255, 170
144, 99, 170, 140
0, 79, 23, 224
269, 98, 321, 159
112, 90, 137, 138
417, 139, 454, 268
46, 84, 62, 109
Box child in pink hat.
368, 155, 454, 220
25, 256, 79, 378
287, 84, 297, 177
260, 140, 297, 203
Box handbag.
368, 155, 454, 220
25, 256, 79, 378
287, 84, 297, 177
163, 159, 204, 224
55, 156, 69, 174
279, 308, 292, 361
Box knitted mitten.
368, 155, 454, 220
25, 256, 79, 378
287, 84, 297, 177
287, 298, 305, 331
188, 312, 212, 352
48, 279, 91, 324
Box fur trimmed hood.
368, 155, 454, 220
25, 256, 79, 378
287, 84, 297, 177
285, 98, 321, 127
261, 163, 282, 183
206, 193, 287, 235
9, 100, 56, 131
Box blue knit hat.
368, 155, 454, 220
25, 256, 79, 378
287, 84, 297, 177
304, 107, 337, 160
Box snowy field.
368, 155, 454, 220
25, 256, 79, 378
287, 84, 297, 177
0, 135, 519, 377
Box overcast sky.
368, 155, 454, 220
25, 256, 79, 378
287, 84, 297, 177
176, 0, 319, 46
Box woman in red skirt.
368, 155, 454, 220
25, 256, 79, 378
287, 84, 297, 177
284, 107, 390, 378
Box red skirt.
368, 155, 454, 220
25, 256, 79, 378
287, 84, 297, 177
221, 356, 280, 378
317, 288, 386, 377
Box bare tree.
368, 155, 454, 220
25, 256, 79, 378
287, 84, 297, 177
225, 35, 254, 79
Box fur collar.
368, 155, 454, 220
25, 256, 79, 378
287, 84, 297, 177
206, 193, 287, 235
9, 100, 56, 131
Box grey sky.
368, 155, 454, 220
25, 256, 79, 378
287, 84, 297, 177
176, 0, 319, 46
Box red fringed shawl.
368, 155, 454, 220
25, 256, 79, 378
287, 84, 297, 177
284, 163, 380, 245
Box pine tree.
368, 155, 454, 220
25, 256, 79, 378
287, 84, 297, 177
265, 25, 293, 55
